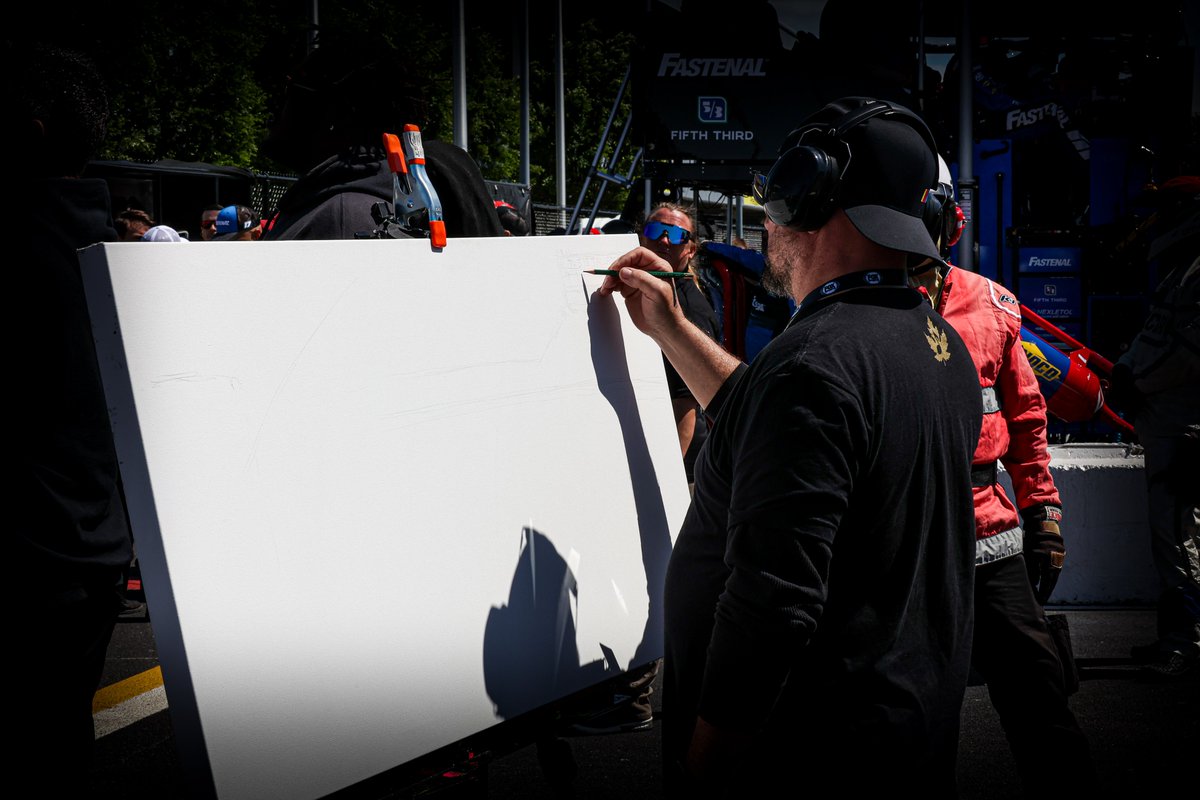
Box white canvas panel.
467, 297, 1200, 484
80, 234, 690, 800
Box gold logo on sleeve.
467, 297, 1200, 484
926, 318, 952, 363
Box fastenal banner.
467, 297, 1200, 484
634, 47, 827, 184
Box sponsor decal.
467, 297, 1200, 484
1027, 256, 1075, 268
1019, 247, 1081, 273
865, 271, 882, 285
657, 54, 768, 78
1021, 341, 1063, 382
698, 96, 727, 123
820, 280, 839, 295
669, 129, 755, 141
987, 282, 1021, 319
1005, 101, 1068, 131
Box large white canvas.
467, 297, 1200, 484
80, 235, 690, 800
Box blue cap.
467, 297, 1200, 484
215, 205, 253, 235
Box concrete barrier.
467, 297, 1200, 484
999, 443, 1160, 606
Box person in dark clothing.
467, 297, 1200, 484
912, 157, 1098, 796
8, 40, 135, 794
494, 200, 530, 236
638, 202, 722, 487
262, 37, 502, 241
560, 202, 721, 737
599, 97, 982, 795
1111, 182, 1200, 677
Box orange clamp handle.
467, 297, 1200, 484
382, 132, 408, 175
429, 220, 447, 249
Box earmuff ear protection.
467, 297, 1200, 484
754, 99, 938, 232
921, 178, 965, 256
945, 196, 964, 247
947, 201, 965, 248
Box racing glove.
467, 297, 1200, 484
1021, 504, 1065, 605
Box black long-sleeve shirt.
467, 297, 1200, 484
663, 278, 981, 793
16, 178, 133, 600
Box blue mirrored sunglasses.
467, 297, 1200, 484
643, 220, 692, 245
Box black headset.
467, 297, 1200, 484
921, 179, 965, 258
753, 98, 939, 232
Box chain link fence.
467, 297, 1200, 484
532, 202, 765, 253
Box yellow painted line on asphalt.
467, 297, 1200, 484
93, 666, 164, 713
93, 666, 170, 739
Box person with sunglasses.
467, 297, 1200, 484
198, 204, 223, 241
560, 203, 720, 738
638, 203, 722, 487
599, 97, 982, 794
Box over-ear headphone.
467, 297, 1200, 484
921, 156, 965, 257
753, 98, 939, 232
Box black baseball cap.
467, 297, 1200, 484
793, 97, 943, 263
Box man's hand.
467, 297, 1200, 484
597, 246, 688, 342
597, 246, 741, 407
1021, 504, 1065, 605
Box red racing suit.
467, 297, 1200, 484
935, 265, 1061, 563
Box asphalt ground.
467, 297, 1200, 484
90, 606, 1197, 799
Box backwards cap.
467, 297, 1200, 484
215, 205, 256, 236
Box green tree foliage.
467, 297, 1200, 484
19, 1, 635, 209
528, 18, 636, 214
103, 28, 270, 168
462, 25, 527, 189
20, 1, 277, 168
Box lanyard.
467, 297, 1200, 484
790, 269, 910, 325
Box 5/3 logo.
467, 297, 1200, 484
698, 97, 727, 123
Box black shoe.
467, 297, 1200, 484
559, 699, 653, 736
561, 712, 653, 736
1146, 650, 1199, 677
1131, 640, 1199, 676
118, 597, 147, 617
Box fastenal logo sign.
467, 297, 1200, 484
1006, 101, 1067, 131
1019, 247, 1080, 273
698, 97, 727, 123
657, 54, 768, 77
1028, 256, 1075, 268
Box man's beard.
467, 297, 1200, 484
762, 247, 793, 298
